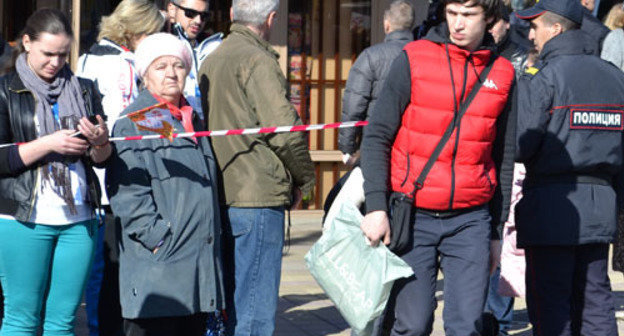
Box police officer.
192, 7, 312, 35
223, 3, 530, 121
515, 1, 624, 335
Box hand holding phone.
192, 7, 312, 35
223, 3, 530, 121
77, 115, 110, 148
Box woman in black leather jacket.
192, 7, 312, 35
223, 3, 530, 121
0, 9, 111, 335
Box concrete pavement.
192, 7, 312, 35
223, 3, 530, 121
273, 210, 624, 336
74, 210, 624, 335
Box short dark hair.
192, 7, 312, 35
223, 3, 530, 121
442, 0, 502, 23
540, 11, 580, 31
498, 3, 511, 22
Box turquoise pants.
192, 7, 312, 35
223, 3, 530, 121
0, 218, 97, 336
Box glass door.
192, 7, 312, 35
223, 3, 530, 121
288, 0, 372, 208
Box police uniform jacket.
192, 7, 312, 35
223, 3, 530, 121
515, 29, 624, 247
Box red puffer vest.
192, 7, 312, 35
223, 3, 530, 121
390, 40, 515, 210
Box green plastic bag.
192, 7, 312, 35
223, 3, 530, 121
305, 202, 414, 335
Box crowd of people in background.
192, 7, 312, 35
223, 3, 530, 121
0, 1, 313, 336
342, 0, 624, 336
0, 0, 623, 335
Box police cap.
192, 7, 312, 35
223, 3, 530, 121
516, 0, 583, 25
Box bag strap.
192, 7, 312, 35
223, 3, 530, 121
409, 52, 497, 196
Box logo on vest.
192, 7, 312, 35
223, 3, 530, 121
570, 109, 624, 131
483, 78, 498, 90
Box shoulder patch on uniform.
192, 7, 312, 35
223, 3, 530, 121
570, 109, 624, 131
525, 66, 540, 75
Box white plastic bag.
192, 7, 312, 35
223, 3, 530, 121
305, 202, 413, 335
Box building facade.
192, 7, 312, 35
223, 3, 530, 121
1, 0, 429, 209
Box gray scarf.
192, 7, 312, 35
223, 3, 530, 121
15, 53, 89, 215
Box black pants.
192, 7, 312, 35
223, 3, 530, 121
98, 209, 124, 336
124, 313, 208, 336
525, 244, 617, 336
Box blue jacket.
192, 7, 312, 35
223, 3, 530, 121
515, 29, 624, 247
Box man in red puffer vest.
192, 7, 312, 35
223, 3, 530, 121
360, 0, 516, 334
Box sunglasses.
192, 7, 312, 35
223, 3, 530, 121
173, 3, 209, 21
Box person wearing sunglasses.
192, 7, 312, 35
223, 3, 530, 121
167, 0, 222, 116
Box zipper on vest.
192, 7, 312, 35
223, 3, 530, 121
485, 172, 494, 190
400, 155, 411, 187
448, 55, 471, 210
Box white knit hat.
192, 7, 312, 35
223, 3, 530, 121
134, 33, 192, 78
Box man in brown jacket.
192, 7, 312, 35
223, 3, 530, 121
199, 1, 314, 335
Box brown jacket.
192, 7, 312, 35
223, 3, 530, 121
199, 24, 314, 207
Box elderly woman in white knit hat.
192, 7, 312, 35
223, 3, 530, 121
106, 32, 223, 336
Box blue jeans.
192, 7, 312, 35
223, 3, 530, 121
484, 268, 514, 335
85, 224, 105, 336
223, 207, 285, 336
0, 218, 97, 336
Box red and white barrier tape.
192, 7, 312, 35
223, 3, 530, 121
109, 120, 368, 142
0, 121, 368, 148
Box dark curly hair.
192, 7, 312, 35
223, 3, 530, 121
442, 0, 502, 24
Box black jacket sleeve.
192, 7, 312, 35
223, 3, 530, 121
338, 50, 374, 154
8, 146, 25, 173
361, 52, 411, 213
489, 80, 517, 240
0, 79, 22, 177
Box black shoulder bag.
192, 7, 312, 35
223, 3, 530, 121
387, 55, 497, 255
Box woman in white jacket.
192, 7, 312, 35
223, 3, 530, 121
76, 1, 164, 335
79, 0, 164, 125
